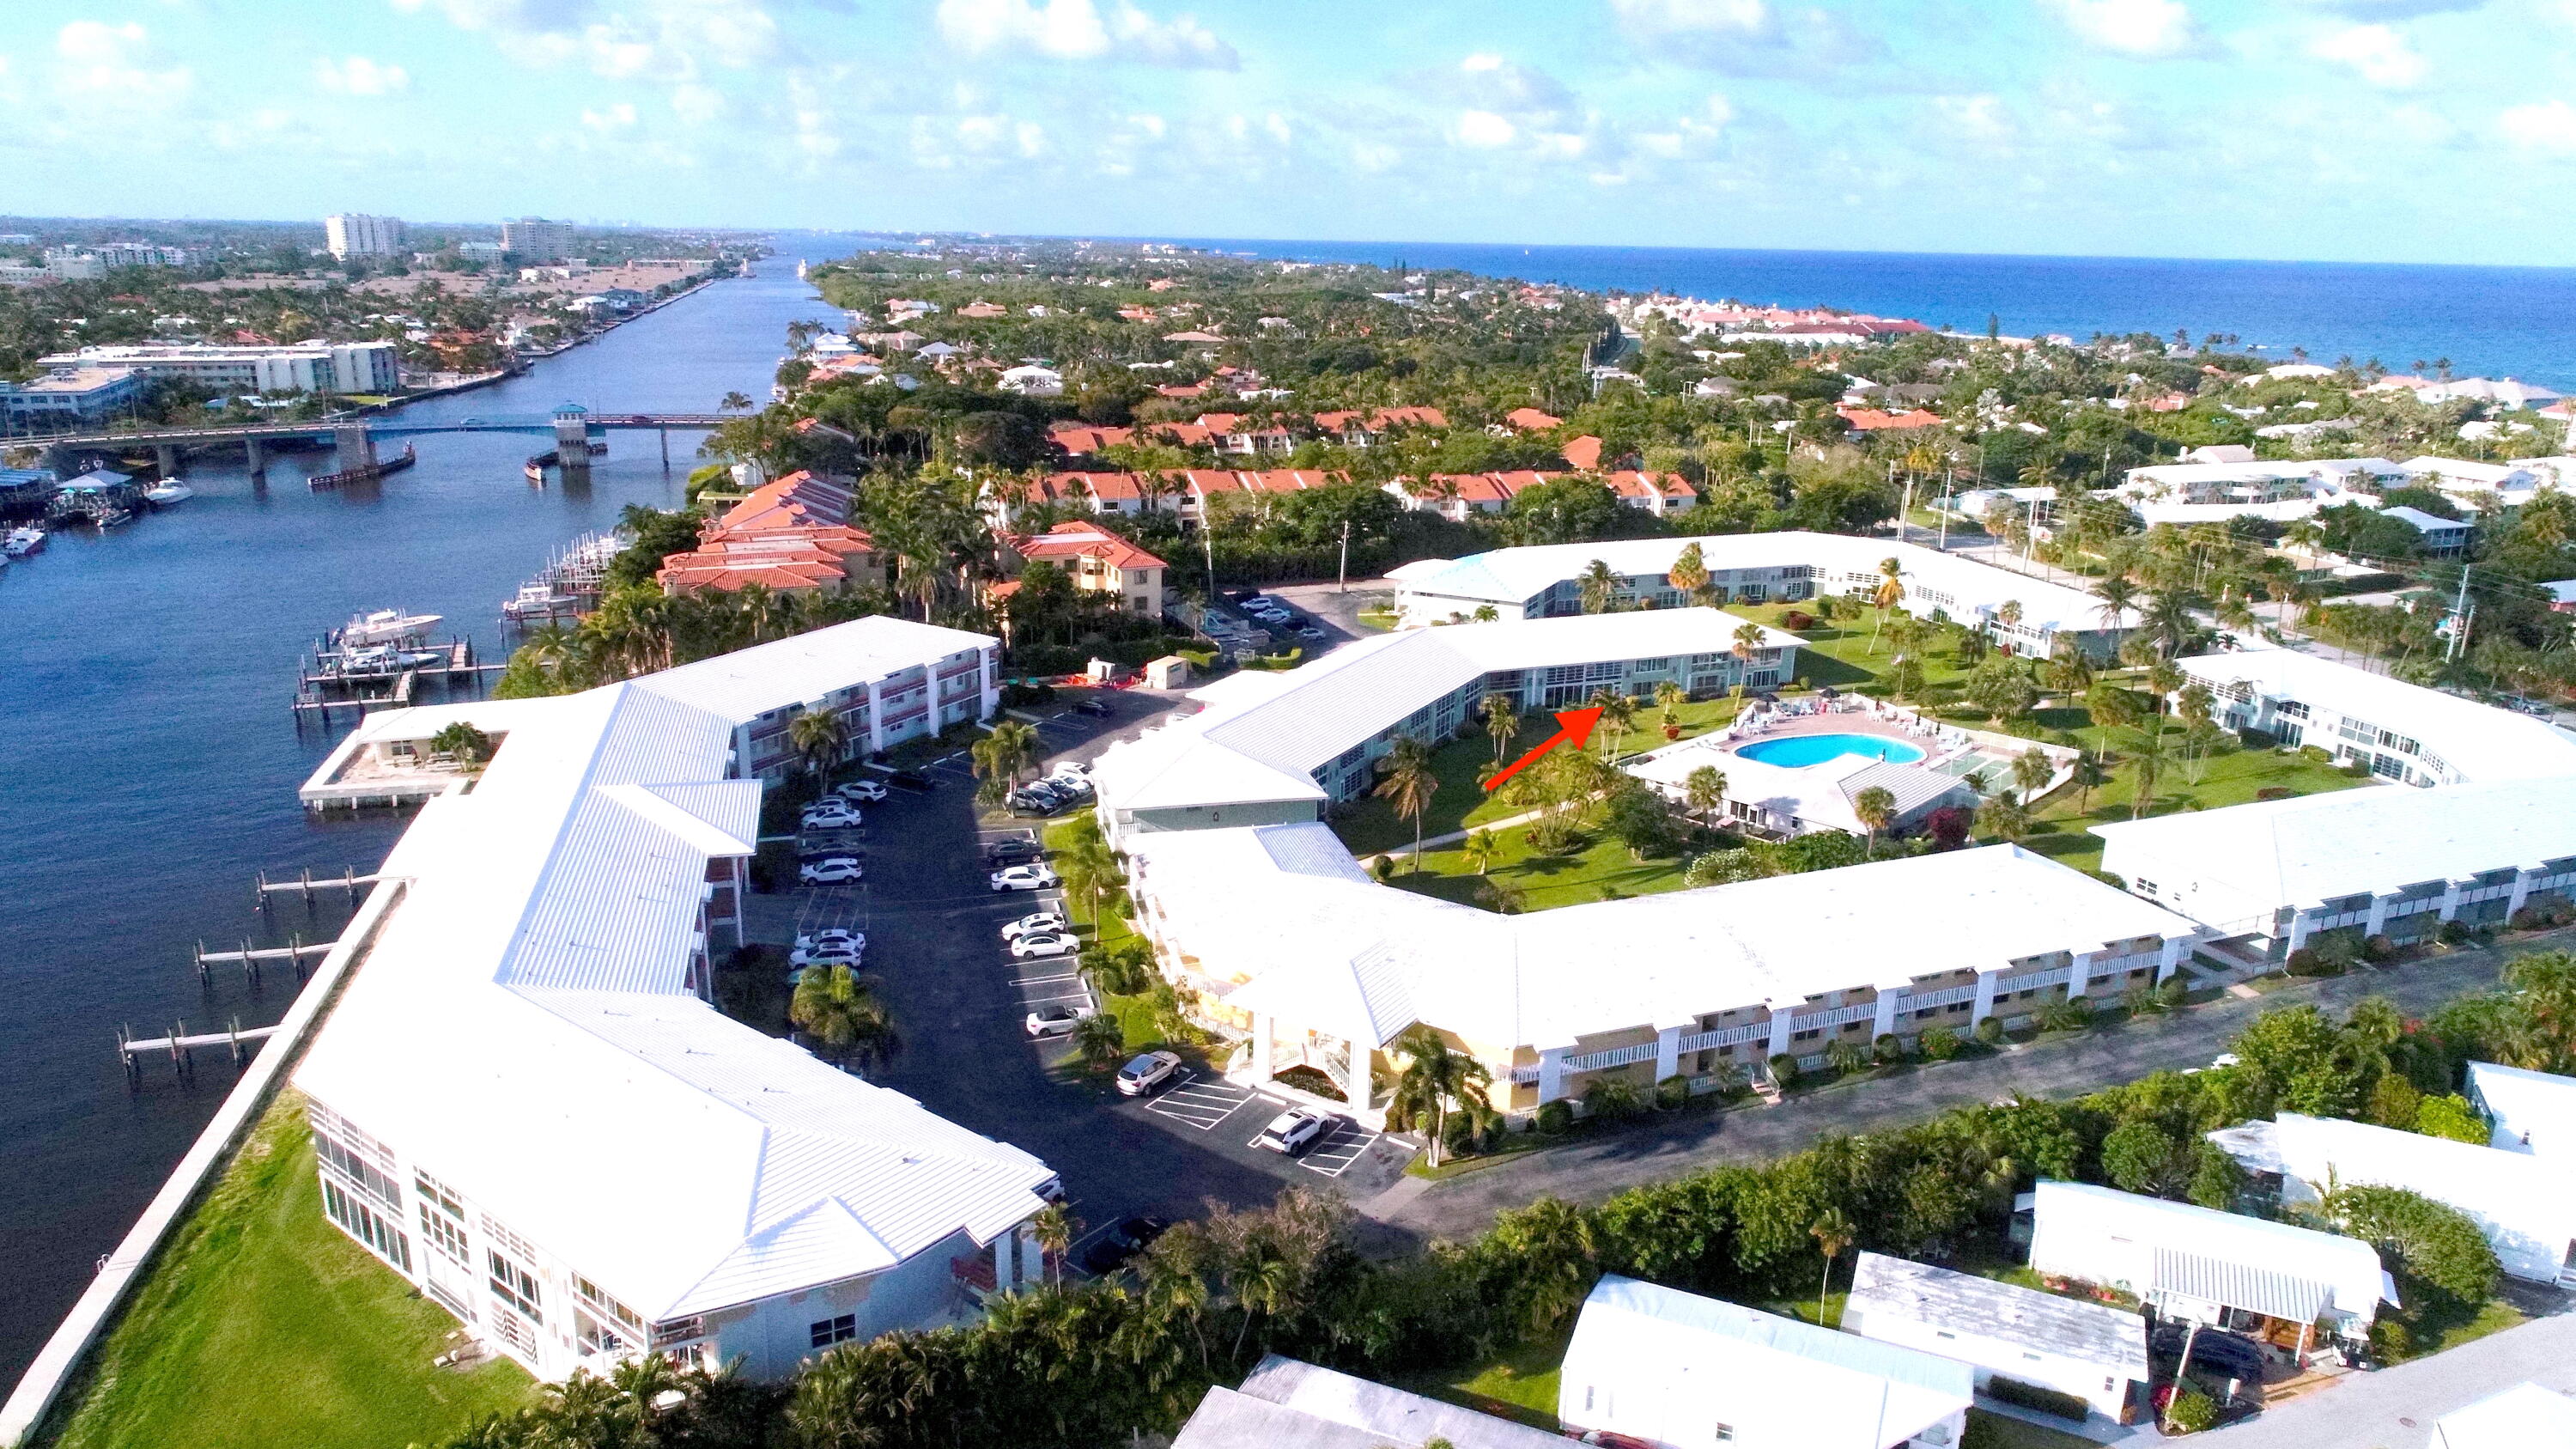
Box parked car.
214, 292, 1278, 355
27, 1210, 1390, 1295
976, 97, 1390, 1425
1050, 759, 1093, 780
1003, 911, 1069, 941
800, 856, 865, 885
884, 769, 933, 791
1254, 1107, 1332, 1155
1075, 1215, 1172, 1277
1070, 698, 1112, 718
1296, 625, 1327, 642
793, 944, 861, 971
985, 838, 1046, 865
1005, 793, 1064, 819
989, 864, 1060, 892
2151, 1324, 2268, 1384
790, 930, 866, 966
1047, 775, 1094, 800
798, 928, 863, 952
1011, 932, 1079, 959
832, 779, 890, 802
1115, 1050, 1183, 1096
802, 807, 865, 830
1024, 1002, 1095, 1038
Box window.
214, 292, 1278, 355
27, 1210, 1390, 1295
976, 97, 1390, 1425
323, 1178, 412, 1272
418, 1202, 470, 1265
2023, 1351, 2044, 1361
314, 1130, 402, 1209
2276, 699, 2309, 719
2134, 878, 2159, 896
489, 1250, 543, 1324
1713, 1425, 1735, 1442
2371, 752, 2405, 780
810, 1314, 859, 1349
576, 1275, 646, 1334
1936, 1330, 1958, 1339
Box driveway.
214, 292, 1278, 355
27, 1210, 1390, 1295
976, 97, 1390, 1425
1374, 933, 2571, 1245
741, 688, 1408, 1242
1267, 578, 1388, 644
2195, 1306, 2576, 1448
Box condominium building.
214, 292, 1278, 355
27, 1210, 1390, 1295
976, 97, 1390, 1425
0, 365, 145, 426
291, 618, 1053, 1384
1388, 532, 2129, 659
2177, 646, 2576, 788
325, 213, 407, 259
33, 342, 399, 396
501, 216, 575, 261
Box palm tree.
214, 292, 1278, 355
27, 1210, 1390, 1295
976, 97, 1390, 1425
790, 964, 898, 1074
1058, 839, 1125, 928
969, 719, 1039, 798
1463, 829, 1497, 876
1810, 1208, 1856, 1326
1685, 764, 1728, 825
1388, 1026, 1496, 1167
719, 390, 754, 411
1472, 604, 1500, 622
1577, 558, 1619, 614
1374, 735, 1438, 868
1071, 1012, 1126, 1073
1589, 688, 1637, 764
1731, 619, 1767, 665
2068, 753, 2109, 813
2127, 718, 2178, 819
789, 705, 847, 790
2012, 746, 2054, 800
1031, 1202, 1075, 1283
1669, 542, 1715, 605
1852, 785, 1896, 857
1482, 692, 1522, 764
1978, 788, 2031, 843
2083, 680, 2139, 761
1479, 879, 1528, 915
1869, 557, 1905, 650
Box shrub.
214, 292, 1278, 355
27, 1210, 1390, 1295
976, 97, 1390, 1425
1825, 1037, 1871, 1075
1769, 1052, 1801, 1088
1873, 1032, 1905, 1066
2367, 1074, 2423, 1131
2253, 786, 2295, 801
1986, 1376, 2088, 1423
2438, 919, 2474, 947
2417, 1093, 2490, 1145
2286, 947, 2344, 978
1918, 1026, 1961, 1061
2166, 1390, 2218, 1434
1655, 1074, 1691, 1110
2318, 1183, 2500, 1305
1583, 1076, 1647, 1122
2361, 934, 2396, 963
1781, 610, 1815, 630
1534, 1099, 1574, 1134
1443, 1110, 1489, 1155
2298, 745, 2333, 764
2187, 1142, 2246, 1209
1974, 1017, 2004, 1046
1273, 1064, 1346, 1102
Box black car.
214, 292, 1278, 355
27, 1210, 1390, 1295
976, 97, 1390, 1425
1076, 1215, 1172, 1277
1070, 698, 1113, 718
2150, 1324, 2268, 1383
884, 769, 934, 791
986, 838, 1046, 865
1005, 794, 1064, 818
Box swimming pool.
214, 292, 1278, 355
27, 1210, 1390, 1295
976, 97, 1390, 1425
1735, 734, 1927, 768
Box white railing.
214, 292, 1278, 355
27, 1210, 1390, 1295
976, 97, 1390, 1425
1680, 1022, 1772, 1051
1908, 983, 1978, 1008
1995, 966, 2071, 995
1563, 1041, 1661, 1073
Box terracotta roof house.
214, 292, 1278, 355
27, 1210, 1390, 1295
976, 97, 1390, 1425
956, 300, 1006, 319
1562, 435, 1605, 471
1607, 469, 1699, 517
1504, 406, 1564, 432
1837, 406, 1945, 431
657, 524, 884, 597
999, 521, 1170, 619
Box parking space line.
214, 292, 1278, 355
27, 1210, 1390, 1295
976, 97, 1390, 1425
1139, 1072, 1263, 1131
1286, 1119, 1380, 1177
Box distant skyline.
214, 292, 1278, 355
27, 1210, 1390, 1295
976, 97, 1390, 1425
10, 1, 2576, 267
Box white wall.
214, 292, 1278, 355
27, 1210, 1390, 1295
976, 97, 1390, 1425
1841, 1308, 2132, 1422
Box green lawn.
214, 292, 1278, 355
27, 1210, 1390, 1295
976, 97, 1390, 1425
1962, 1409, 2097, 1449
1382, 827, 1695, 912
1397, 1335, 1570, 1431
2018, 743, 2367, 875
46, 1093, 533, 1449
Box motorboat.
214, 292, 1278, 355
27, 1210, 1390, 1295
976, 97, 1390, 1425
339, 608, 442, 645
3, 527, 44, 557
501, 581, 579, 620
94, 508, 135, 528
143, 482, 193, 505
337, 643, 441, 673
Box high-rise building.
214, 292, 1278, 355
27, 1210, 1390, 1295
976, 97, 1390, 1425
325, 214, 407, 259
499, 216, 574, 261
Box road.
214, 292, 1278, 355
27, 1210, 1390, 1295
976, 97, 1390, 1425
1373, 931, 2572, 1245
739, 685, 1411, 1254
2196, 1306, 2576, 1448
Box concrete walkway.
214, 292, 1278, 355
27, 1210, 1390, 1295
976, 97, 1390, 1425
2196, 1306, 2576, 1448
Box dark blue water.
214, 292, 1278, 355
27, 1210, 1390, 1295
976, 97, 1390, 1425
1180, 239, 2576, 389
0, 246, 851, 1381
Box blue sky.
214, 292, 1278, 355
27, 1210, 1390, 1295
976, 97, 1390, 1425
9, 0, 2576, 265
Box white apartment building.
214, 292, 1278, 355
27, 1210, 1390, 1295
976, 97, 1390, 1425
2176, 646, 2576, 788
1843, 1252, 2150, 1428
39, 249, 104, 280
292, 619, 1054, 1384
326, 213, 407, 259
501, 216, 575, 260
2092, 774, 2576, 953
36, 341, 400, 396
1389, 533, 2128, 659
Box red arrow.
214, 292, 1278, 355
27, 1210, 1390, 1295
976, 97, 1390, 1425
1484, 707, 1603, 791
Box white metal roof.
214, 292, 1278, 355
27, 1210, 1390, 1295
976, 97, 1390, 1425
2029, 1183, 2387, 1319
1143, 825, 2190, 1051
1192, 1356, 1567, 1449
1561, 1275, 1971, 1449
2434, 1383, 2576, 1449
2467, 1062, 2576, 1160
1845, 1252, 2148, 1379
1390, 531, 2113, 634
629, 614, 991, 723
2193, 646, 2576, 782
295, 620, 1054, 1324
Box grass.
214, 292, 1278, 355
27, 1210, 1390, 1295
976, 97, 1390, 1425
1382, 827, 1696, 912
2018, 744, 2368, 875
1962, 1409, 2098, 1449
1396, 1334, 1570, 1432
46, 1092, 533, 1449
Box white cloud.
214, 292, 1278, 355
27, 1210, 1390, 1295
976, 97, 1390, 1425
55, 21, 191, 107
2500, 99, 2576, 153
2047, 0, 2202, 56
2309, 23, 2422, 87
671, 81, 725, 123
1455, 109, 1516, 148
392, 0, 779, 81
1352, 140, 1400, 172
1608, 0, 1775, 40
934, 0, 1236, 68
314, 55, 410, 95
1936, 93, 2014, 140
581, 100, 637, 130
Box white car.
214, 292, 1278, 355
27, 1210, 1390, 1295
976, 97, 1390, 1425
1050, 760, 1092, 781
790, 930, 865, 967
1254, 1108, 1331, 1155
1115, 1050, 1183, 1096
793, 945, 861, 971
988, 864, 1059, 892
800, 857, 864, 885
803, 804, 864, 826
1011, 933, 1079, 960
832, 779, 890, 802
1003, 912, 1069, 941
1026, 1003, 1095, 1038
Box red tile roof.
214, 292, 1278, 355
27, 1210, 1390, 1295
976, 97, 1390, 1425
1836, 407, 1945, 431
1012, 521, 1169, 571
1561, 435, 1604, 471
1504, 406, 1563, 432
1370, 405, 1449, 429
1607, 470, 1698, 502
657, 522, 877, 595
716, 470, 857, 531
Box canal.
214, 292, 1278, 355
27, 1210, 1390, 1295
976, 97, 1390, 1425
0, 240, 854, 1380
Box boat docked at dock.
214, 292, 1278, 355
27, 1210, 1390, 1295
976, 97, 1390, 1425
143, 482, 193, 506
3, 526, 45, 557
501, 580, 580, 623
337, 608, 442, 646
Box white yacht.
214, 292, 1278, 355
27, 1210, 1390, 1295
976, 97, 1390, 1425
339, 609, 443, 645
143, 481, 193, 505
3, 527, 44, 557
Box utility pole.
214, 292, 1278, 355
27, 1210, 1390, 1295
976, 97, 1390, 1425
2448, 561, 2474, 663
1337, 518, 1350, 593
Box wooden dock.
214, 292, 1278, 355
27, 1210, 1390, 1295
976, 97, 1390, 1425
292, 638, 503, 724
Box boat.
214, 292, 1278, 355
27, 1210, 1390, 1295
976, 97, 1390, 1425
338, 608, 443, 646
3, 527, 44, 557
502, 581, 580, 621
143, 482, 193, 505
94, 508, 136, 529
337, 643, 441, 673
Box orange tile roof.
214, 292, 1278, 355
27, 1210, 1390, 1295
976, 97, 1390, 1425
1312, 410, 1364, 430
1836, 406, 1945, 431
1013, 520, 1170, 571
1607, 470, 1698, 502
1370, 405, 1449, 429
1504, 406, 1564, 432
1157, 381, 1209, 399
657, 521, 877, 594
715, 470, 857, 531
1195, 411, 1245, 433
1562, 435, 1604, 471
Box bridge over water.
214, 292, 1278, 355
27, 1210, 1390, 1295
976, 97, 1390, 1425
17, 404, 735, 477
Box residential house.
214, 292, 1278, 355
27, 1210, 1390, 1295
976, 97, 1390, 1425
955, 300, 1006, 319
2467, 1061, 2576, 1160
1562, 435, 1605, 471
1606, 469, 1698, 516
1558, 1275, 1973, 1449
1171, 1356, 1564, 1449
1504, 405, 1563, 432
2025, 1182, 2390, 1356
2206, 1113, 2576, 1286
1837, 406, 1945, 431
999, 520, 1170, 618
997, 363, 1062, 397
2381, 504, 2471, 556
1843, 1252, 2150, 1428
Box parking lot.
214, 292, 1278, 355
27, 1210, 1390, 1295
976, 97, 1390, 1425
741, 684, 1417, 1242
